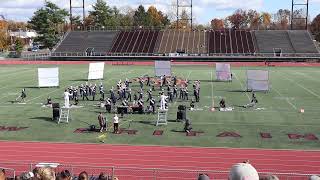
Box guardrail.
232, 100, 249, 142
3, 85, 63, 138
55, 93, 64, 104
0, 162, 315, 180
49, 52, 320, 58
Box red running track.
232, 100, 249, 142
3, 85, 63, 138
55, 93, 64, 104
0, 141, 319, 179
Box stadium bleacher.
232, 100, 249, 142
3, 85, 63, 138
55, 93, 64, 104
53, 29, 319, 57
54, 31, 117, 55
156, 30, 208, 54
109, 30, 160, 54
207, 30, 255, 55
254, 30, 295, 54
287, 30, 319, 53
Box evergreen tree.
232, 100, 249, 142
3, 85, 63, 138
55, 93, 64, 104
28, 1, 68, 49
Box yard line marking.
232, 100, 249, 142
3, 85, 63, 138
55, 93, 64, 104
232, 71, 250, 100
272, 88, 297, 110
0, 69, 34, 83
192, 122, 319, 127
293, 71, 320, 83
278, 72, 320, 99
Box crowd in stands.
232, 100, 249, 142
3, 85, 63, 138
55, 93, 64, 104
0, 162, 319, 180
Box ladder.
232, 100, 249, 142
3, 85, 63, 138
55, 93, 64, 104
156, 109, 168, 126
58, 108, 71, 124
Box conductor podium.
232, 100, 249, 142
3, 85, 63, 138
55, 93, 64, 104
156, 109, 168, 126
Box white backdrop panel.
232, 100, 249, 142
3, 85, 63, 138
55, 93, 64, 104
247, 70, 269, 91
155, 61, 171, 76
88, 62, 105, 80
216, 63, 231, 81
247, 70, 269, 80
38, 68, 59, 87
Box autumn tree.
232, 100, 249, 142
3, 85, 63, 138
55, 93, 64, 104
0, 19, 9, 51
311, 14, 320, 42
272, 9, 291, 30
211, 18, 224, 29
171, 9, 190, 29
227, 9, 248, 29
147, 6, 170, 28
260, 12, 272, 29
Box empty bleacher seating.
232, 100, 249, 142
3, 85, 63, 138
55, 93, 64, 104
208, 30, 255, 54
156, 30, 208, 54
109, 30, 160, 54
254, 30, 295, 54
287, 30, 319, 54
54, 31, 117, 54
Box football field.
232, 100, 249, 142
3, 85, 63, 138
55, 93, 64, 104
0, 63, 319, 150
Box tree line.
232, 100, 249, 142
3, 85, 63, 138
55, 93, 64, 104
1, 0, 320, 50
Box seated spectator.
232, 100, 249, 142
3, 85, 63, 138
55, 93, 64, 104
78, 171, 88, 180
259, 175, 279, 180
310, 175, 320, 180
97, 172, 108, 180
20, 172, 34, 180
229, 162, 259, 180
0, 169, 5, 180
58, 170, 71, 180
198, 174, 210, 180
33, 167, 55, 180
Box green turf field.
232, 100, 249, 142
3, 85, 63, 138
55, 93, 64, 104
0, 64, 319, 149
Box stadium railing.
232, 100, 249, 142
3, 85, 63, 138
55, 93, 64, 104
49, 52, 320, 57
0, 162, 314, 180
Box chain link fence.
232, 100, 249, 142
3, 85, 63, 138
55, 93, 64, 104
0, 162, 316, 180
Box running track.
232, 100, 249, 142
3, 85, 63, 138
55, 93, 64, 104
1, 60, 320, 179
0, 141, 319, 179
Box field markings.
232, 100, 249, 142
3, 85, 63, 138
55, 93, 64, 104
272, 87, 297, 110
0, 69, 35, 83
26, 68, 135, 104
278, 72, 320, 99
210, 71, 214, 102
192, 122, 320, 127
232, 71, 250, 100
0, 66, 84, 104
293, 71, 320, 83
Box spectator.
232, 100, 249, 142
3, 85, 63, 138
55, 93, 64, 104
20, 172, 34, 180
58, 170, 71, 180
97, 172, 108, 180
259, 175, 279, 180
198, 174, 210, 180
33, 167, 55, 180
229, 162, 259, 180
78, 171, 88, 180
0, 169, 5, 180
310, 175, 320, 180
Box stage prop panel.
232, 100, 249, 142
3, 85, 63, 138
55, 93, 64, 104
216, 63, 232, 81
247, 70, 269, 91
88, 62, 105, 80
155, 61, 171, 76
38, 67, 59, 87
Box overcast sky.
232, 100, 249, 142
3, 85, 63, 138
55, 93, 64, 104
0, 0, 320, 24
